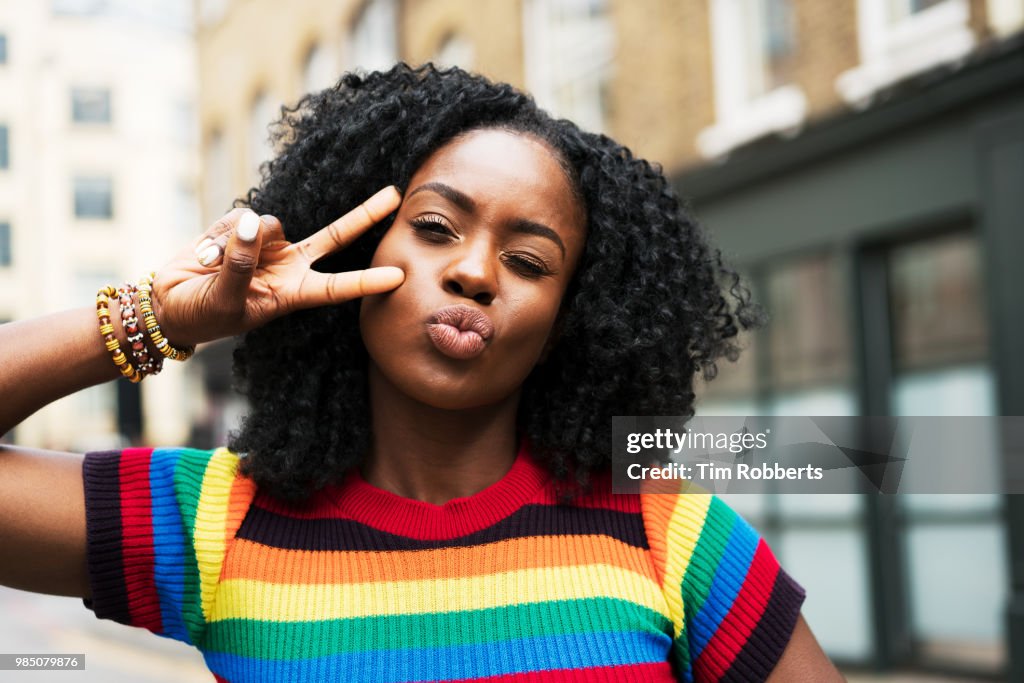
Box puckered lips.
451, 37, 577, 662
426, 304, 496, 360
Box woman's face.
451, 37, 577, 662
359, 128, 587, 410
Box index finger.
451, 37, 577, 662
296, 186, 402, 263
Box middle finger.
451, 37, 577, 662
295, 186, 402, 263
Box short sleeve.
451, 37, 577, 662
81, 446, 251, 647
641, 490, 806, 683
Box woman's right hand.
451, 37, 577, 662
149, 186, 405, 346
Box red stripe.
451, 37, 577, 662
213, 675, 231, 683
118, 447, 163, 633
454, 662, 675, 682
256, 470, 641, 522
694, 540, 781, 682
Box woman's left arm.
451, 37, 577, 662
766, 615, 846, 682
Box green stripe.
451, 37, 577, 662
672, 496, 738, 674
680, 497, 737, 621
172, 448, 217, 646
201, 597, 671, 658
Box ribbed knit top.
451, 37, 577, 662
81, 443, 805, 682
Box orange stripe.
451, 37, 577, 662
224, 473, 257, 546
221, 532, 656, 584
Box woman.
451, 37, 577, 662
0, 65, 842, 681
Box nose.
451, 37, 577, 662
442, 241, 496, 305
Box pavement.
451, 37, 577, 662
0, 587, 209, 682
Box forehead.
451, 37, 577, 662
407, 129, 585, 231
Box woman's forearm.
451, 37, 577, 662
0, 307, 123, 436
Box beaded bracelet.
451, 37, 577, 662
118, 282, 163, 377
137, 272, 195, 362
96, 285, 143, 383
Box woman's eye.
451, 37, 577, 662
505, 254, 550, 278
410, 216, 454, 239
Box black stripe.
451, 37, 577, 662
81, 451, 132, 625
720, 568, 806, 683
235, 502, 650, 551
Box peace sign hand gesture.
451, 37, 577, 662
150, 186, 405, 347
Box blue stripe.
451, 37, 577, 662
687, 504, 759, 659
204, 630, 671, 682
149, 447, 191, 644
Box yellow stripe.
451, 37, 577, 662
192, 448, 241, 622
210, 563, 665, 622
660, 492, 712, 636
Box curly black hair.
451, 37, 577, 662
228, 63, 760, 503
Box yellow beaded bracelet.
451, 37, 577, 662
137, 272, 195, 362
96, 285, 143, 383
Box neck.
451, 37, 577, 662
363, 363, 521, 505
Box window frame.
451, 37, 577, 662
836, 0, 975, 105
698, 0, 807, 159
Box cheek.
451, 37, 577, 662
501, 291, 563, 355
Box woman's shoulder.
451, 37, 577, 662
83, 445, 256, 512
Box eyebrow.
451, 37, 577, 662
407, 181, 567, 258
408, 181, 476, 212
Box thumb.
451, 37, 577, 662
210, 210, 263, 314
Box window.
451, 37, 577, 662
434, 33, 475, 70
248, 91, 275, 180
72, 87, 111, 123
74, 175, 113, 219
0, 124, 8, 169
523, 0, 615, 134
766, 254, 851, 393
348, 0, 398, 72
0, 34, 8, 64
302, 43, 336, 94
837, 0, 975, 105
0, 221, 11, 266
700, 253, 854, 414
890, 232, 988, 371
887, 232, 1004, 672
698, 0, 806, 158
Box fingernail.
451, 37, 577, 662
198, 244, 221, 267
194, 238, 214, 256
237, 211, 260, 242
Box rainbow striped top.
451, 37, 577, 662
82, 443, 804, 682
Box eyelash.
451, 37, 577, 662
408, 217, 552, 278
409, 216, 452, 239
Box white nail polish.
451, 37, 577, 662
195, 238, 213, 256
237, 212, 260, 242
198, 244, 220, 266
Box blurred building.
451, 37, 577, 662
0, 0, 201, 451
683, 2, 1024, 680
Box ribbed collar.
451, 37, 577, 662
332, 438, 552, 540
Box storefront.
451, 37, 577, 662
678, 36, 1024, 680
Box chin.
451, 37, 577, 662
365, 351, 510, 410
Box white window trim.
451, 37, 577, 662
347, 0, 399, 72
522, 0, 615, 134
837, 0, 975, 106
698, 0, 808, 159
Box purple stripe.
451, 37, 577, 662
81, 451, 132, 624
720, 568, 806, 683
236, 503, 649, 551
